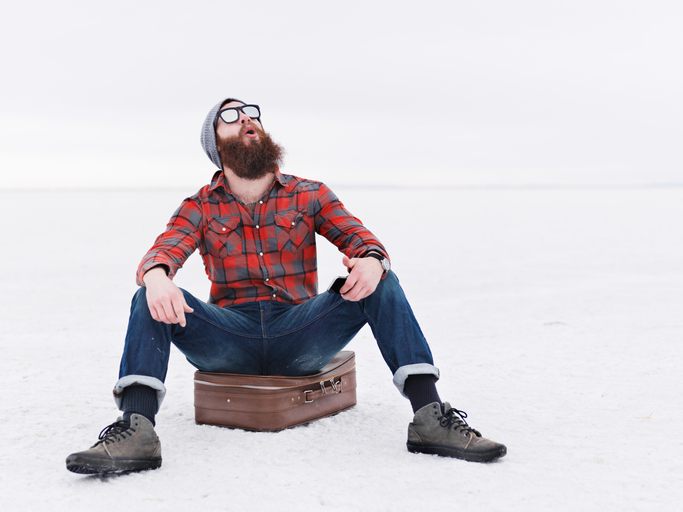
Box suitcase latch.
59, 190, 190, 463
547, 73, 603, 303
328, 378, 341, 393
321, 378, 342, 394
304, 378, 343, 403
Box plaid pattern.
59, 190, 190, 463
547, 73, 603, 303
137, 170, 389, 307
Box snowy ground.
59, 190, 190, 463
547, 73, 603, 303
1, 185, 682, 511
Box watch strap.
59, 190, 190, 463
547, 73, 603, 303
363, 253, 389, 274
364, 253, 383, 263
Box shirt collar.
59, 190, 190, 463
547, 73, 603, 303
208, 166, 293, 194
273, 168, 294, 192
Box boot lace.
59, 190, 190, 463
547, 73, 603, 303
94, 420, 134, 446
440, 408, 482, 437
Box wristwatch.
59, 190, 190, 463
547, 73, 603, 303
364, 253, 391, 275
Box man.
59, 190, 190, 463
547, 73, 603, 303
66, 99, 506, 474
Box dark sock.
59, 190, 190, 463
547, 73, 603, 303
404, 374, 442, 413
122, 385, 157, 426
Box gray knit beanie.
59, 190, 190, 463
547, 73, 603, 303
200, 97, 246, 170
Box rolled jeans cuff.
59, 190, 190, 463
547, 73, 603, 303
393, 363, 440, 398
113, 375, 166, 414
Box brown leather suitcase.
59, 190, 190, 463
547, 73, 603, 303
194, 351, 357, 431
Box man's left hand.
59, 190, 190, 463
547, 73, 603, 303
339, 254, 383, 301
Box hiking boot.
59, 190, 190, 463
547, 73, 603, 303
407, 402, 506, 462
66, 414, 162, 474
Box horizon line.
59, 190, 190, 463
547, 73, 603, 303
1, 182, 682, 193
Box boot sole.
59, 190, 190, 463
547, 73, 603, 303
66, 454, 162, 474
407, 441, 507, 463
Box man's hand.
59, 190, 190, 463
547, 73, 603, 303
339, 254, 383, 301
142, 267, 194, 327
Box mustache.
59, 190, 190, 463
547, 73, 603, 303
239, 122, 266, 139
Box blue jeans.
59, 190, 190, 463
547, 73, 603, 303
114, 271, 439, 413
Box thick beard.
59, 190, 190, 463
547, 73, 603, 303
216, 124, 284, 180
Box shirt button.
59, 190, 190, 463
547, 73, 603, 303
259, 200, 263, 204
272, 294, 276, 298
291, 222, 295, 226
256, 225, 260, 229
222, 228, 226, 232
265, 278, 269, 282
259, 252, 263, 256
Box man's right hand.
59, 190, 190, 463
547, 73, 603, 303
142, 267, 194, 327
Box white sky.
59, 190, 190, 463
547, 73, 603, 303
1, 0, 682, 189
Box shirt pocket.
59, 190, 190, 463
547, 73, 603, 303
274, 209, 310, 253
204, 215, 243, 258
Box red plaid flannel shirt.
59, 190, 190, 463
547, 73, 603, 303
136, 170, 390, 307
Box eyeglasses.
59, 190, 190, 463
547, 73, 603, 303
217, 104, 261, 124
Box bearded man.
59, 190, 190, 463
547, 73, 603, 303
66, 99, 506, 474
